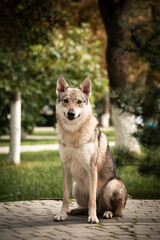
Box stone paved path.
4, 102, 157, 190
0, 144, 60, 154
0, 199, 160, 240
0, 142, 115, 154
0, 127, 115, 154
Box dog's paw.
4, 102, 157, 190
88, 215, 100, 224
103, 211, 113, 219
54, 214, 67, 222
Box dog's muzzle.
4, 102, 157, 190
66, 109, 81, 120
67, 110, 76, 120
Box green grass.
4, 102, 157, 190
0, 128, 159, 201
0, 129, 114, 146
0, 129, 58, 146
0, 150, 160, 202
0, 139, 58, 147
119, 166, 160, 199
32, 131, 56, 136
101, 129, 115, 142
0, 151, 63, 202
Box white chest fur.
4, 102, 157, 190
59, 142, 97, 184
56, 113, 99, 190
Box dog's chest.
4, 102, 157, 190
59, 142, 96, 180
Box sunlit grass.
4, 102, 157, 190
118, 166, 160, 199
32, 131, 56, 136
0, 139, 58, 147
0, 151, 63, 202
101, 129, 115, 142
0, 148, 160, 202
0, 128, 159, 202
0, 128, 115, 146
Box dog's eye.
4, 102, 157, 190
63, 99, 69, 103
77, 100, 82, 104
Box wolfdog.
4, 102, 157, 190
54, 75, 127, 223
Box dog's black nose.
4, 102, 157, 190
67, 110, 75, 120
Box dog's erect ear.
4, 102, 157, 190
56, 75, 69, 94
79, 76, 91, 97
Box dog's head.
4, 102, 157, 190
56, 75, 91, 121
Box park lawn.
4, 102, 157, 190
0, 128, 115, 146
33, 128, 116, 141
0, 139, 58, 147
32, 131, 57, 136
0, 150, 160, 202
101, 129, 115, 142
0, 151, 63, 202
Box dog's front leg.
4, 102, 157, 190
54, 165, 72, 221
88, 154, 99, 224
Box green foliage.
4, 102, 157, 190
0, 0, 68, 134
111, 84, 159, 126
0, 90, 10, 136
111, 84, 160, 177
0, 23, 108, 135
111, 9, 160, 177
138, 150, 160, 178
30, 23, 108, 104
0, 0, 56, 50
127, 21, 160, 71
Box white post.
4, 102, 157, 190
101, 95, 110, 128
112, 106, 141, 154
9, 92, 21, 164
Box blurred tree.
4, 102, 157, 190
99, 0, 130, 89
0, 0, 57, 164
59, 0, 110, 127
0, 1, 108, 164
101, 95, 110, 128
111, 0, 160, 177
45, 24, 108, 103
9, 92, 21, 164
98, 0, 140, 153
0, 23, 108, 133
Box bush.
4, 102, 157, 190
0, 23, 108, 134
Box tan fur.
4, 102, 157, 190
54, 76, 127, 223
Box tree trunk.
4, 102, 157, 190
99, 0, 140, 153
112, 106, 141, 153
9, 92, 21, 164
99, 0, 130, 89
146, 2, 160, 87
101, 95, 110, 128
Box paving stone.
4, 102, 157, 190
29, 238, 54, 240
147, 235, 160, 239
92, 237, 116, 240
116, 235, 134, 240
134, 228, 153, 234
136, 235, 149, 240
0, 199, 160, 240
